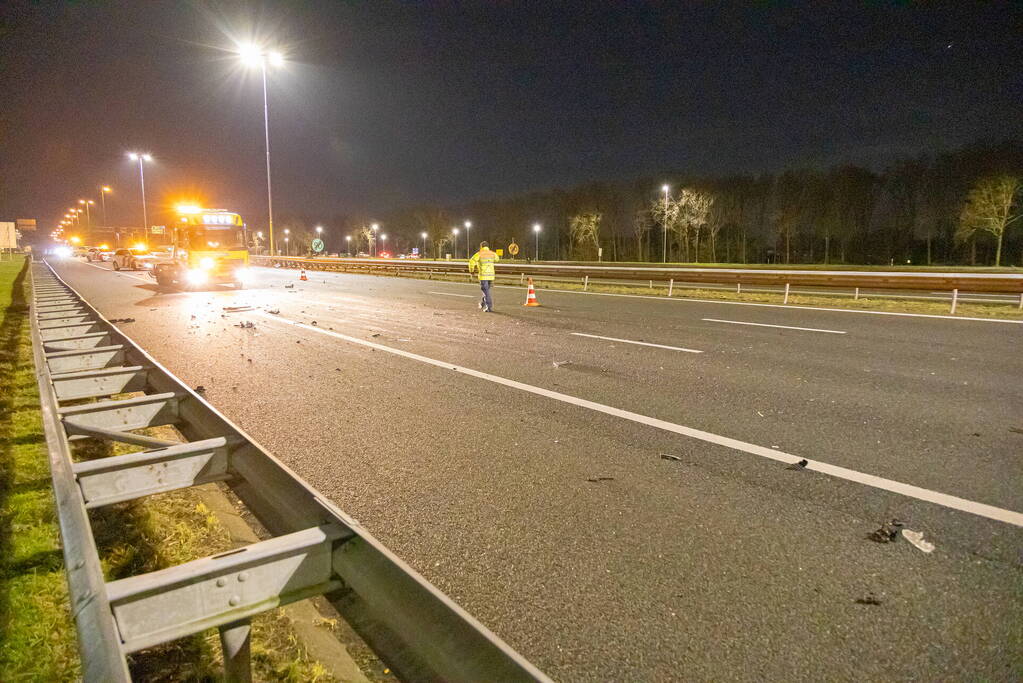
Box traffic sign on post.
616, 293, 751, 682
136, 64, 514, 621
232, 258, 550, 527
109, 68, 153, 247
508, 241, 520, 256
311, 238, 325, 253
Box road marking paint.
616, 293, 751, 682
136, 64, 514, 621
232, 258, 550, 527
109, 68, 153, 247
83, 261, 152, 283
257, 311, 1023, 527
570, 332, 702, 353
429, 291, 476, 298
702, 318, 846, 334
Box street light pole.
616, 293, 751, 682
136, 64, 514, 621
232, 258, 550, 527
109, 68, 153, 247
533, 223, 541, 260
260, 60, 276, 256
420, 231, 427, 258
464, 220, 472, 258
662, 184, 669, 263
128, 153, 152, 238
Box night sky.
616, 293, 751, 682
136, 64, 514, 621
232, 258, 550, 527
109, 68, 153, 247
2, 1, 1021, 233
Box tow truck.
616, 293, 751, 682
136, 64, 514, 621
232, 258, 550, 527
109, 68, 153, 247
151, 206, 253, 290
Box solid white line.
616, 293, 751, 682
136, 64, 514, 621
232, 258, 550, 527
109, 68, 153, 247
429, 291, 476, 298
257, 311, 1023, 527
570, 332, 703, 353
83, 261, 152, 282
702, 318, 847, 335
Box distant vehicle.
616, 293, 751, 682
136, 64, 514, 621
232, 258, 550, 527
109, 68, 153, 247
356, 251, 370, 257
111, 247, 156, 271
86, 246, 112, 262
73, 245, 92, 258
150, 207, 251, 290
379, 251, 392, 259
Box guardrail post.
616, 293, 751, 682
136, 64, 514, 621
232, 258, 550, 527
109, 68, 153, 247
583, 275, 588, 291
220, 619, 252, 682
648, 280, 653, 291
668, 279, 674, 297
950, 288, 958, 315
520, 273, 524, 284
736, 282, 741, 295
854, 287, 859, 300
783, 282, 790, 304
1018, 292, 1022, 309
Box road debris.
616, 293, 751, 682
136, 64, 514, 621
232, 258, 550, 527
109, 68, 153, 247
194, 385, 206, 394
552, 360, 572, 368
660, 453, 682, 462
109, 317, 135, 323
787, 459, 809, 470
266, 309, 280, 315
868, 519, 904, 543
223, 305, 254, 312
854, 594, 883, 606
1009, 427, 1023, 434
234, 321, 255, 329
371, 333, 380, 337
284, 283, 295, 289
901, 529, 935, 553
311, 321, 317, 326
586, 477, 615, 483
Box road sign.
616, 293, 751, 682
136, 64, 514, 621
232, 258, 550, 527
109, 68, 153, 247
508, 241, 519, 256
16, 218, 36, 232
150, 225, 165, 234
312, 238, 325, 253
0, 222, 16, 248
412, 247, 419, 255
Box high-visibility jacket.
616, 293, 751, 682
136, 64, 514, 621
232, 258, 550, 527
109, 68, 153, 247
468, 248, 499, 281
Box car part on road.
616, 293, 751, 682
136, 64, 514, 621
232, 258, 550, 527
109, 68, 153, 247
29, 260, 549, 683
901, 529, 936, 553
868, 519, 905, 543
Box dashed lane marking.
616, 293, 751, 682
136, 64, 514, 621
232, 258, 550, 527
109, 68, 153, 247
702, 318, 847, 334
570, 332, 703, 353
256, 310, 1023, 528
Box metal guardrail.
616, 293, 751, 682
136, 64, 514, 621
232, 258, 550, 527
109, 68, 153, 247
253, 255, 1023, 313
29, 260, 550, 683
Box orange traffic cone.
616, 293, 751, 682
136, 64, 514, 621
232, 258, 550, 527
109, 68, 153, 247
523, 277, 541, 307
299, 269, 308, 281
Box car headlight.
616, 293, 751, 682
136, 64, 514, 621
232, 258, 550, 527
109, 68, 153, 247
235, 267, 254, 283
185, 269, 208, 284
199, 257, 215, 271
141, 262, 154, 269
54, 246, 72, 258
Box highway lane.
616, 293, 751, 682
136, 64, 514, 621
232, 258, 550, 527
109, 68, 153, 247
48, 259, 1022, 681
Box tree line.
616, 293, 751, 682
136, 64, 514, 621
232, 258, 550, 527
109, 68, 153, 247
278, 140, 1023, 267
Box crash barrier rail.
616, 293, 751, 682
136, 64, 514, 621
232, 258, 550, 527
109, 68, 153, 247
253, 255, 1023, 313
29, 260, 550, 683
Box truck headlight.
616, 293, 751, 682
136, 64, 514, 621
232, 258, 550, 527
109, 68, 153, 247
199, 257, 215, 270
186, 269, 208, 284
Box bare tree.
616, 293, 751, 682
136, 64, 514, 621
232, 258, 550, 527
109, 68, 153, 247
650, 195, 682, 260
956, 176, 1021, 267
677, 189, 713, 262
569, 213, 602, 259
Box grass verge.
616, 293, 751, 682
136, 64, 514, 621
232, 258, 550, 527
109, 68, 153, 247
0, 257, 81, 680
0, 257, 344, 681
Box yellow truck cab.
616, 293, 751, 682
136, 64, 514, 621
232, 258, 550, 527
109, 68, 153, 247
152, 207, 252, 290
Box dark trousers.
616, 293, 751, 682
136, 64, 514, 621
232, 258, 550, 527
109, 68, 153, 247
480, 280, 493, 311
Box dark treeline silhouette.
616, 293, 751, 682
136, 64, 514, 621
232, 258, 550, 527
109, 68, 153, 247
293, 140, 1023, 267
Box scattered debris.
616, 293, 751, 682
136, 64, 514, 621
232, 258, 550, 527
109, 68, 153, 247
284, 283, 295, 289
1009, 427, 1023, 435
191, 314, 196, 320
109, 317, 135, 323
335, 368, 341, 371
854, 595, 883, 606
311, 321, 318, 326
397, 337, 412, 342
552, 360, 572, 368
234, 321, 255, 329
371, 333, 380, 338
971, 432, 981, 437
267, 308, 280, 315
902, 529, 935, 553
756, 410, 765, 417
586, 477, 615, 483
787, 459, 809, 470
194, 385, 206, 394
223, 305, 253, 312
660, 453, 682, 462
296, 340, 301, 343
868, 519, 904, 543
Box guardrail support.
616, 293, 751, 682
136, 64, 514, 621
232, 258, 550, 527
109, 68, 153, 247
736, 282, 741, 294
583, 275, 588, 291
1018, 292, 1022, 309
783, 282, 790, 304
854, 287, 859, 300
668, 279, 674, 297
951, 288, 958, 314
220, 619, 252, 683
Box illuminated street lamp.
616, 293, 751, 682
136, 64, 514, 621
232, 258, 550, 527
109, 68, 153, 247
315, 225, 323, 235
78, 199, 95, 229
661, 184, 670, 263
464, 220, 472, 258
420, 231, 428, 257
100, 186, 112, 230
533, 222, 542, 260
284, 236, 289, 255
238, 44, 285, 255
128, 152, 153, 235
371, 223, 379, 256
452, 227, 459, 258
380, 234, 387, 254
345, 234, 352, 254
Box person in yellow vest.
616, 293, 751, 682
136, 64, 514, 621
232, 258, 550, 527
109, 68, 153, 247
468, 241, 499, 312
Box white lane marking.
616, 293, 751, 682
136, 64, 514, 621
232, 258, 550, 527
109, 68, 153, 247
83, 261, 152, 282
570, 332, 703, 353
257, 311, 1023, 527
429, 291, 476, 298
702, 318, 847, 335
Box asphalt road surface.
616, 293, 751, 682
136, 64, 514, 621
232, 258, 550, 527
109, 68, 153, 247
48, 258, 1022, 682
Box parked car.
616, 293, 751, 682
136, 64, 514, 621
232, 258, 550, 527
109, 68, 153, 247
111, 248, 157, 271
86, 247, 111, 262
